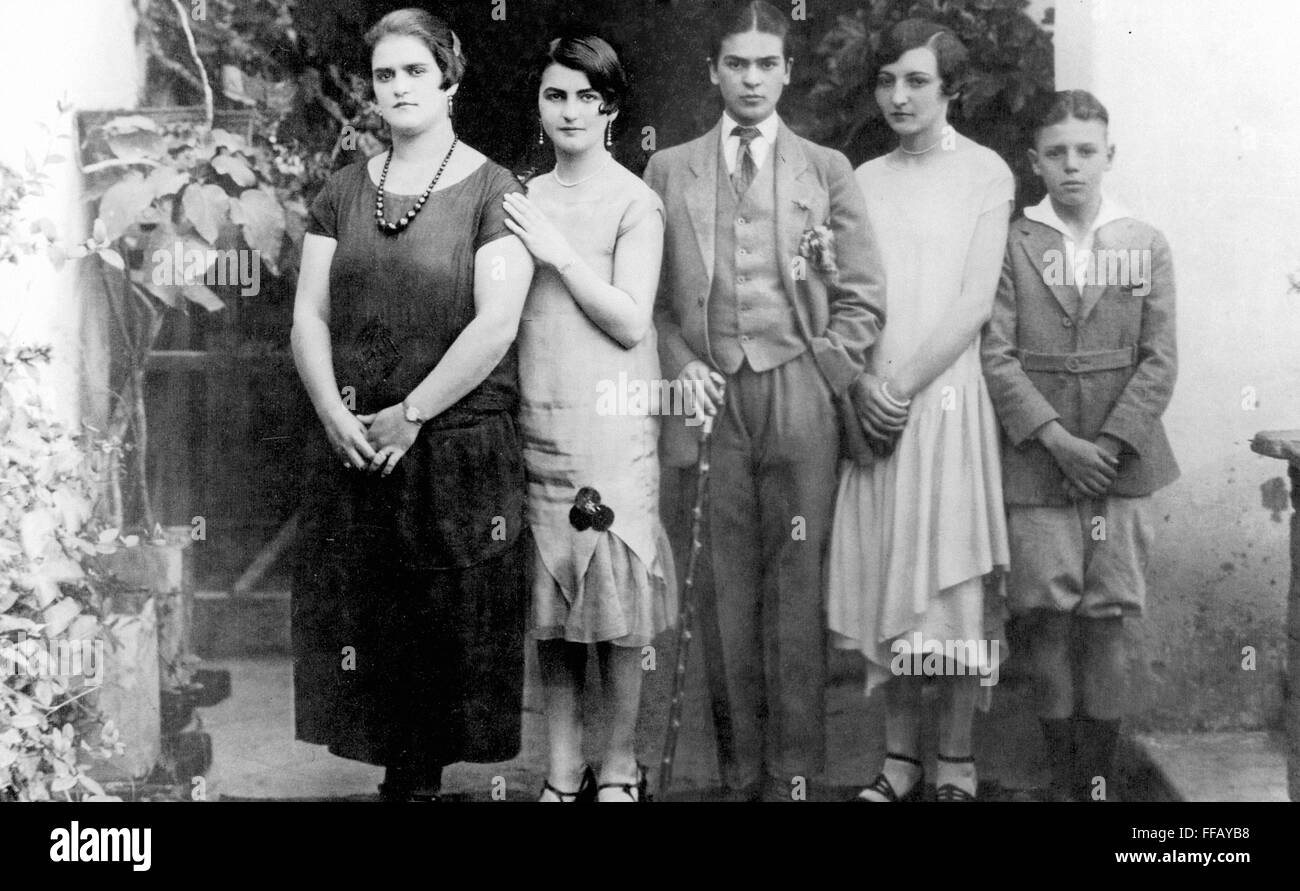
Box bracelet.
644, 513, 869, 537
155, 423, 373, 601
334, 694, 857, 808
879, 379, 911, 409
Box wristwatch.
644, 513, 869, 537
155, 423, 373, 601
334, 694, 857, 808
402, 399, 425, 426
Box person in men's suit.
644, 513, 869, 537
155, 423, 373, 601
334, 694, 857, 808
644, 1, 886, 801
981, 90, 1178, 802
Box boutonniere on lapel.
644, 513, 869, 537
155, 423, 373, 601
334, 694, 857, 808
569, 486, 614, 532
795, 201, 837, 278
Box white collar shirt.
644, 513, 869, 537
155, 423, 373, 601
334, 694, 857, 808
720, 111, 780, 176
1024, 194, 1133, 294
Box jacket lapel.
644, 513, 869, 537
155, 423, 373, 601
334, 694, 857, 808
774, 123, 812, 309
1018, 220, 1080, 318
1078, 222, 1124, 322
685, 122, 722, 287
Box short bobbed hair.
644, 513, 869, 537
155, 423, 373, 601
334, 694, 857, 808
365, 8, 465, 91
537, 35, 628, 116
875, 19, 970, 99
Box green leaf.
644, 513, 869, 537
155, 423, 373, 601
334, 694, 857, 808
65, 614, 99, 641
146, 166, 189, 199
43, 598, 80, 638
0, 614, 40, 633
220, 66, 261, 107
180, 184, 230, 244
209, 128, 248, 154
97, 249, 125, 271
98, 172, 155, 242
138, 226, 211, 308
34, 679, 53, 707
230, 189, 285, 275
211, 153, 256, 188
19, 508, 59, 559
0, 583, 18, 613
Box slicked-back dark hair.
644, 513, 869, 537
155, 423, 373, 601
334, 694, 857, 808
1032, 89, 1110, 143
365, 8, 465, 91
875, 18, 970, 99
536, 35, 628, 116
708, 1, 792, 61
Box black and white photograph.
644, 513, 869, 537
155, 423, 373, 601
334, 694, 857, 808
0, 0, 1294, 872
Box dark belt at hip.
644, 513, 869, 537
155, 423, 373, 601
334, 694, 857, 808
1017, 346, 1138, 374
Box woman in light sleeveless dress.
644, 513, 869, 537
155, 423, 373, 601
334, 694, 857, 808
503, 36, 674, 803
827, 20, 1011, 802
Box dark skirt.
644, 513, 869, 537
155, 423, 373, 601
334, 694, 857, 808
291, 410, 529, 767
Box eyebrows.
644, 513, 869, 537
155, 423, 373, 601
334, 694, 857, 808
371, 62, 431, 75
1037, 140, 1105, 151
719, 54, 786, 64
542, 84, 601, 95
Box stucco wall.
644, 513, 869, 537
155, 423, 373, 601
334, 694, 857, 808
1055, 0, 1300, 729
0, 0, 141, 428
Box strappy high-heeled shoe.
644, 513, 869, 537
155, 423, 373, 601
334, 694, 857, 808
597, 763, 649, 802
538, 764, 597, 802
934, 754, 978, 801
852, 752, 925, 802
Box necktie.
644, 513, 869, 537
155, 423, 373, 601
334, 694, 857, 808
731, 126, 761, 196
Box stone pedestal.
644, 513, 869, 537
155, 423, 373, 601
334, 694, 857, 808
1250, 429, 1300, 802
89, 532, 191, 782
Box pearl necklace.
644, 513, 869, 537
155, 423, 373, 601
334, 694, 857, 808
899, 135, 945, 156
904, 136, 946, 155
553, 155, 610, 188
374, 136, 459, 234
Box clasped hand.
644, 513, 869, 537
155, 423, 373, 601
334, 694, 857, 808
1046, 430, 1122, 500
850, 373, 909, 445
325, 403, 419, 477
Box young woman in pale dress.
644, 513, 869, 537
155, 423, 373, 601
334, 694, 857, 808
502, 36, 674, 802
827, 19, 1012, 801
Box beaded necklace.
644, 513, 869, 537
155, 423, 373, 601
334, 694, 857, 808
374, 136, 459, 234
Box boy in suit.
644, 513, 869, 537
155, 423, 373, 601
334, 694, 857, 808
982, 90, 1178, 801
644, 1, 885, 801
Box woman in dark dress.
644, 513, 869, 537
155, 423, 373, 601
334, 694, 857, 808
289, 8, 534, 801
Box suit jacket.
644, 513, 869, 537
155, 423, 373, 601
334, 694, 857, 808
644, 120, 886, 465
981, 215, 1179, 505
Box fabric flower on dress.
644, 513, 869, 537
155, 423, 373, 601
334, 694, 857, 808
569, 486, 614, 532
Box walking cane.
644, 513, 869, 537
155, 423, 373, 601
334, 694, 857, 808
658, 411, 715, 798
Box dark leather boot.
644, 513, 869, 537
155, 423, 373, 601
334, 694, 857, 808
1073, 716, 1120, 802
1038, 717, 1075, 802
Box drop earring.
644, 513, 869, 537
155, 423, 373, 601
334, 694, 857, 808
447, 95, 454, 120
537, 120, 546, 147
605, 121, 613, 149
